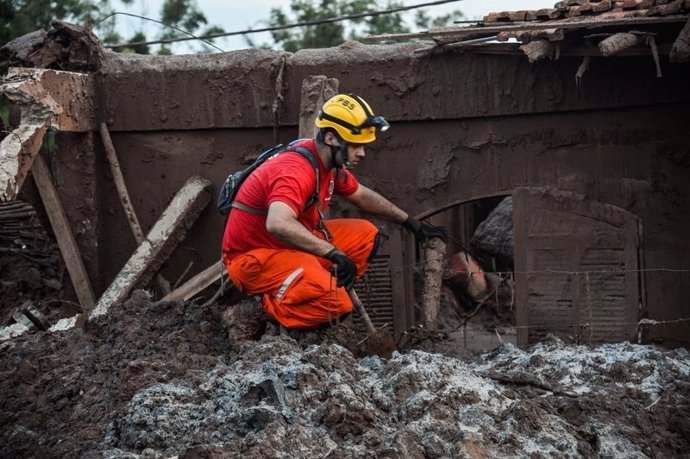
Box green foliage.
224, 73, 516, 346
115, 31, 149, 54
414, 8, 464, 29
253, 0, 464, 51
266, 0, 350, 52
156, 0, 224, 55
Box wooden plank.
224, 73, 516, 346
90, 176, 212, 319
163, 260, 225, 302
32, 154, 96, 310
417, 40, 673, 56
99, 123, 145, 243
362, 15, 688, 44
298, 75, 339, 139
99, 122, 171, 295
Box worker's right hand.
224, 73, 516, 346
325, 248, 357, 291
402, 216, 449, 244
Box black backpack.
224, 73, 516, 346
217, 143, 321, 217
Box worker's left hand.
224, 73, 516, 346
325, 248, 357, 291
402, 216, 448, 244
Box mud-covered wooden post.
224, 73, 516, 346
421, 237, 447, 330
163, 260, 225, 302
99, 122, 171, 295
298, 75, 339, 139
33, 153, 96, 311
90, 176, 212, 319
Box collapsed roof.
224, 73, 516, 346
364, 0, 690, 74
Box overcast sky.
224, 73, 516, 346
107, 0, 555, 53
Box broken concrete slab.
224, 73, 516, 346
1, 68, 96, 132
0, 323, 31, 341
48, 314, 85, 333
90, 176, 212, 319
0, 123, 47, 201
0, 68, 95, 201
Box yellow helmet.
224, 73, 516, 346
315, 93, 390, 144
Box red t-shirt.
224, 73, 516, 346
222, 139, 359, 261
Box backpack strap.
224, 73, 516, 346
291, 146, 320, 211
231, 201, 267, 215
291, 146, 333, 241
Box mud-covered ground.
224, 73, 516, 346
1, 289, 689, 458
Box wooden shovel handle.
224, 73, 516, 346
348, 288, 378, 336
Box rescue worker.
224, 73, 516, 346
222, 93, 446, 330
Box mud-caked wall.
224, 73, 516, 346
92, 43, 690, 343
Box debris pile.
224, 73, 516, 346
1, 293, 688, 457
0, 200, 70, 340
0, 21, 104, 74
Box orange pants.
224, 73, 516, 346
225, 219, 379, 329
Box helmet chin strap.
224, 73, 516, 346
329, 141, 350, 169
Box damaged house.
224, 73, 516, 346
0, 2, 690, 457
2, 4, 688, 346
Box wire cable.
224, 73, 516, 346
95, 11, 225, 52
104, 0, 463, 49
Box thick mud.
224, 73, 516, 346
1, 291, 689, 458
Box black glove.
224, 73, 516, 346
402, 216, 449, 244
325, 248, 357, 291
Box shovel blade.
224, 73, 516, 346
349, 288, 397, 359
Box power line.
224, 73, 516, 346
105, 0, 463, 50
96, 11, 225, 52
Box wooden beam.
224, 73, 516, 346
163, 260, 225, 302
90, 176, 212, 319
99, 123, 145, 243
298, 76, 339, 139
362, 15, 689, 44
99, 122, 171, 295
421, 237, 447, 330
32, 154, 96, 310
415, 40, 673, 56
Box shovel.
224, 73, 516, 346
348, 288, 397, 359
